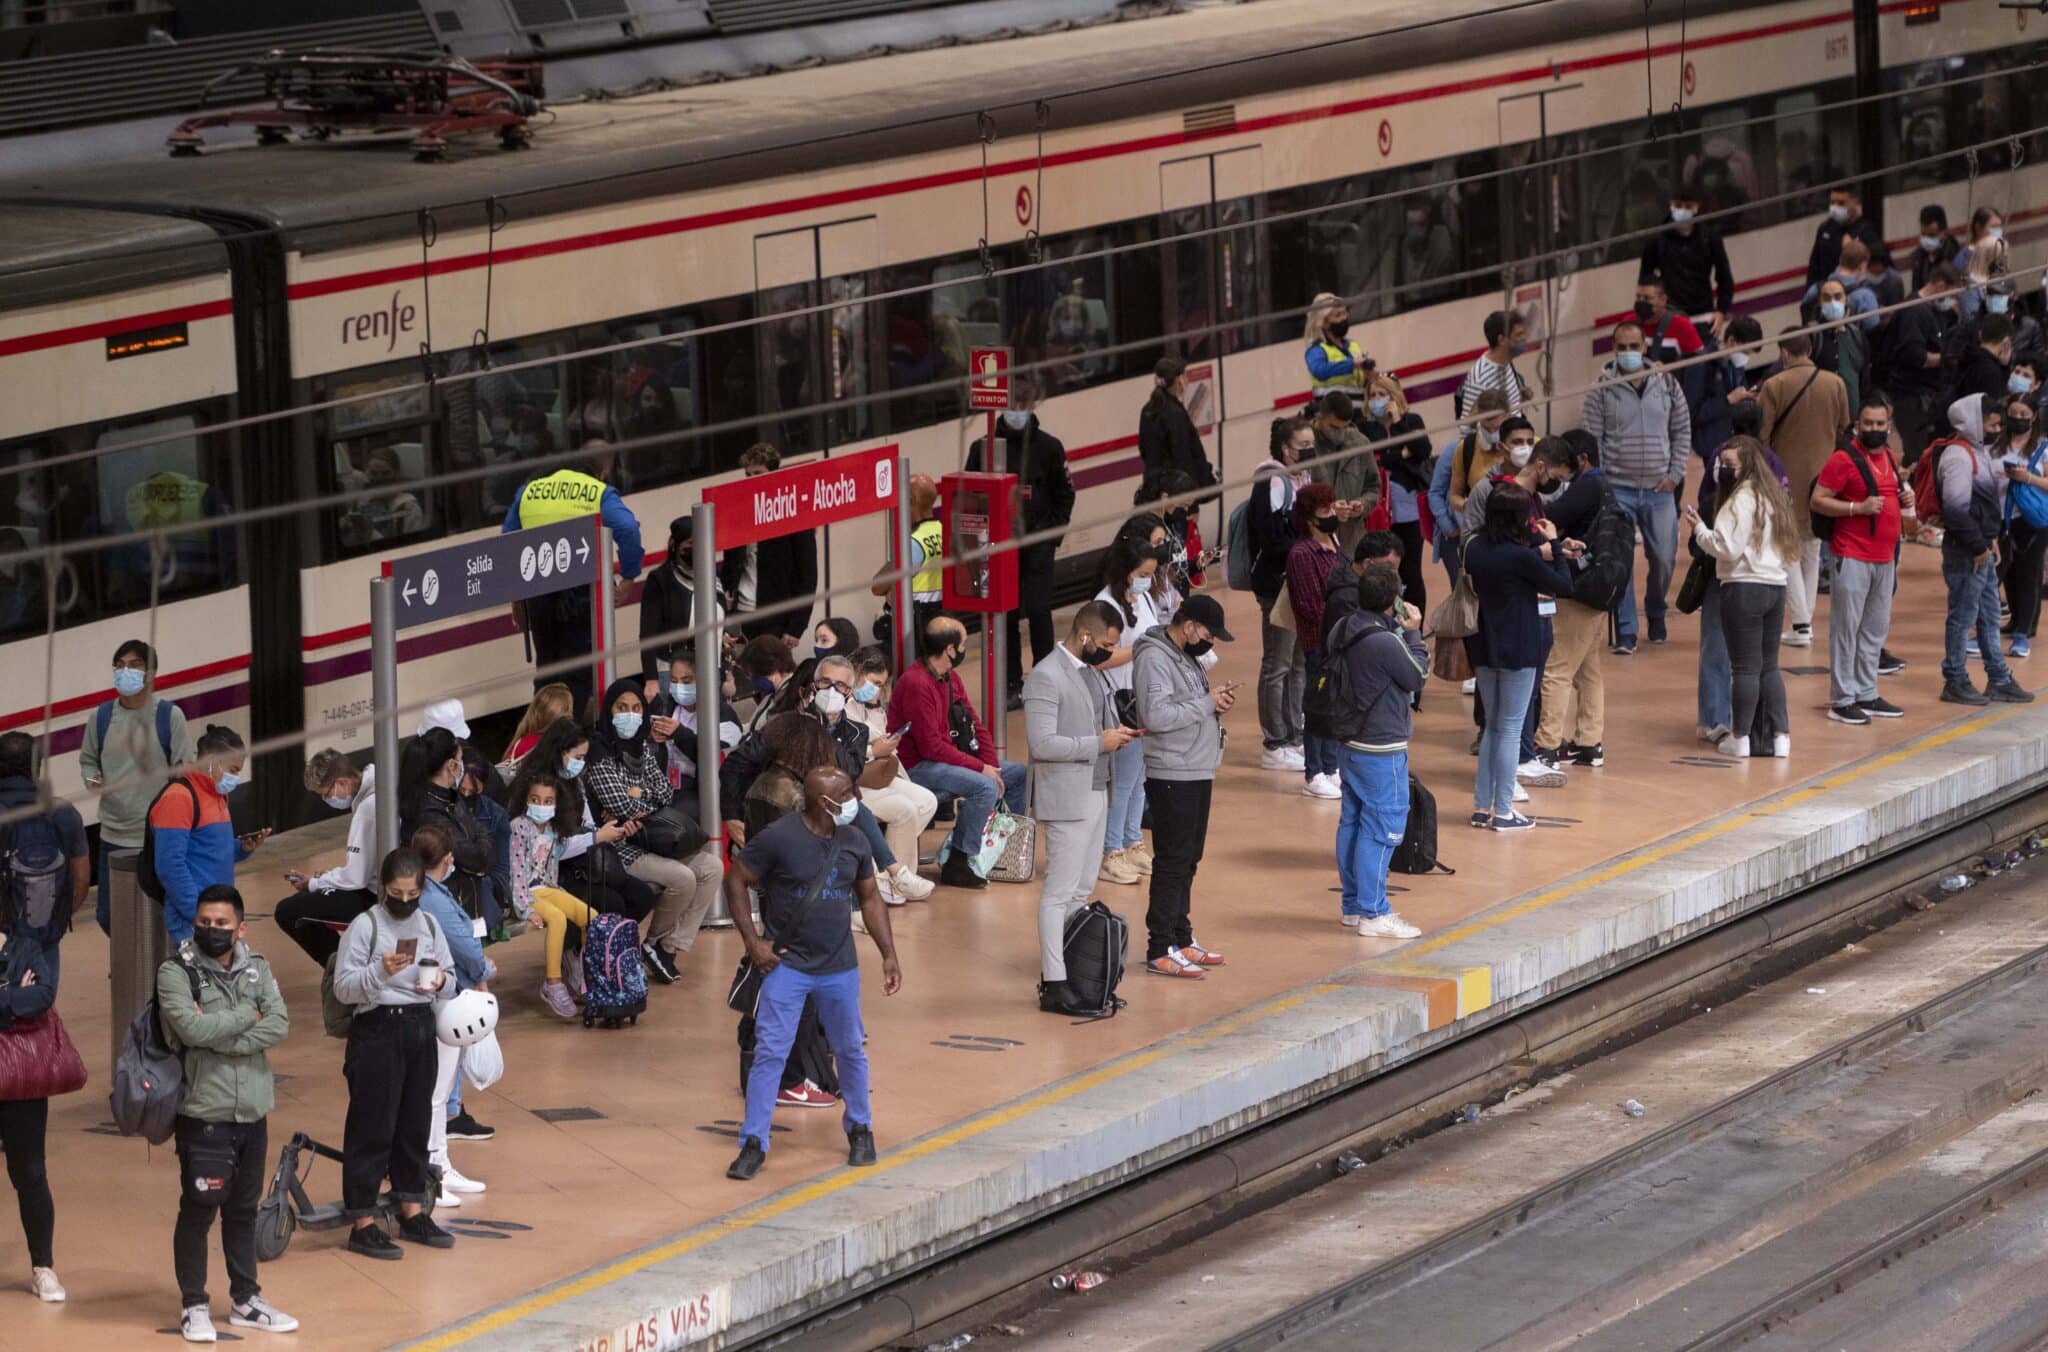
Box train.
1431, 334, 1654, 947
1, 0, 2041, 829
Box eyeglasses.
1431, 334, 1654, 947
815, 679, 855, 696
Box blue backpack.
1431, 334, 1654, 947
2010, 448, 2048, 529
94, 699, 175, 764
580, 912, 646, 1029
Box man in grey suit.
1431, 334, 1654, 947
1023, 601, 1135, 1016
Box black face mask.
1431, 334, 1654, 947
384, 896, 420, 922
1716, 465, 1737, 488
1144, 543, 1173, 565
2011, 419, 2034, 439
1184, 638, 1214, 660
1080, 643, 1112, 667
1633, 299, 1656, 322
945, 646, 964, 667
1329, 319, 1351, 341
1313, 514, 1341, 535
1858, 428, 1890, 451
193, 924, 235, 959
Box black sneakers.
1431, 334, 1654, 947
1987, 680, 2035, 704
1562, 742, 1604, 767
347, 1225, 402, 1261
444, 1112, 494, 1141
1877, 649, 1906, 676
641, 942, 681, 985
1827, 703, 1871, 725
847, 1125, 878, 1167
398, 1214, 455, 1249
1858, 697, 1904, 719
1610, 637, 1638, 656
1647, 617, 1668, 644
727, 1137, 766, 1180
938, 854, 987, 890
1941, 680, 1990, 706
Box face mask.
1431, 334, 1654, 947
1920, 234, 1943, 253
1144, 543, 1173, 564
611, 711, 643, 740
828, 797, 860, 827
216, 771, 243, 795
2013, 419, 2036, 440
192, 925, 235, 959
1938, 298, 1958, 313
750, 675, 776, 695
1728, 352, 1750, 371
1820, 299, 1846, 323
1080, 643, 1112, 667
1130, 569, 1154, 590
813, 645, 834, 660
1312, 514, 1340, 535
1717, 465, 1737, 488
1989, 294, 2012, 315
2012, 373, 2035, 397
1000, 409, 1031, 431
1478, 428, 1501, 448
323, 792, 354, 811
1828, 203, 1849, 223
1616, 350, 1645, 373
855, 680, 881, 705
1632, 299, 1656, 322
1328, 319, 1350, 341
1184, 637, 1214, 660
384, 895, 420, 922
1669, 206, 1695, 224
526, 803, 556, 826
562, 756, 585, 779
112, 668, 147, 697
1508, 444, 1533, 468
1368, 396, 1391, 419
675, 681, 697, 707
1987, 227, 2005, 244
1858, 428, 1890, 451
813, 688, 847, 718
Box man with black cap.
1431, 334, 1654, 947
1131, 592, 1236, 981
637, 514, 724, 691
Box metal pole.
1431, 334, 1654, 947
370, 576, 400, 861
893, 455, 916, 677
693, 502, 721, 852
594, 519, 617, 696
988, 418, 1008, 758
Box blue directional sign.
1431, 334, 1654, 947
386, 520, 599, 630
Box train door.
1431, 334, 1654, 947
1159, 146, 1264, 530
751, 217, 881, 457
1497, 86, 1584, 430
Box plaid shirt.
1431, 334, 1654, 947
581, 749, 673, 865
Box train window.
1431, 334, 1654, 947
94, 412, 238, 613
0, 441, 62, 639
1771, 89, 1836, 217
880, 254, 987, 431
1685, 107, 1762, 233
1374, 162, 1467, 311
825, 270, 880, 447
1575, 127, 1670, 268
1263, 174, 1384, 328
597, 324, 709, 492
322, 367, 435, 558
471, 335, 573, 522
1004, 233, 1118, 399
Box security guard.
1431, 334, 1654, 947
1304, 291, 1375, 401
869, 474, 944, 660
503, 439, 645, 713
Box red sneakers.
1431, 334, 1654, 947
775, 1081, 840, 1109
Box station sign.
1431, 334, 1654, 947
968, 346, 1011, 410
703, 444, 898, 552
384, 519, 598, 631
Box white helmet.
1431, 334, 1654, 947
435, 989, 499, 1048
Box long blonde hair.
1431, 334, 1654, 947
1367, 371, 1410, 420
1305, 292, 1345, 345
503, 683, 574, 761
1723, 435, 1801, 560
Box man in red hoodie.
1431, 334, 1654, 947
888, 615, 1028, 890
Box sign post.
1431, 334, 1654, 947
893, 455, 916, 678
373, 518, 608, 855
693, 501, 721, 856
967, 348, 1013, 751
592, 524, 617, 696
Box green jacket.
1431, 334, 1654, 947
1309, 422, 1382, 557
157, 940, 288, 1124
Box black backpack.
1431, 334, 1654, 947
136, 778, 200, 903
0, 814, 71, 945
1302, 617, 1377, 744
1060, 902, 1128, 1018
1389, 776, 1454, 876
1809, 443, 1880, 545
1571, 478, 1637, 613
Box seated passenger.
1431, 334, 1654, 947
505, 777, 598, 1020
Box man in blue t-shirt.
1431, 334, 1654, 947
724, 766, 902, 1180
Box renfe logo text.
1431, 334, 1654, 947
341, 289, 418, 352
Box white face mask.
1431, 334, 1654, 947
1828, 203, 1850, 223
1668, 206, 1695, 224
1000, 410, 1031, 431
813, 688, 847, 718
1986, 226, 2005, 243
1507, 444, 1533, 468
1478, 428, 1501, 448
1728, 352, 1750, 371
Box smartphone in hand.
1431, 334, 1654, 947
395, 937, 419, 960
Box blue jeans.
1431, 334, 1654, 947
853, 803, 896, 871
906, 759, 1028, 856
1105, 735, 1147, 850
1301, 649, 1339, 779
1943, 548, 2014, 686
1697, 576, 1732, 733
1610, 484, 1678, 641
1337, 748, 1408, 918
740, 965, 869, 1150
1474, 666, 1538, 816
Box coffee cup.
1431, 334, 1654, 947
415, 958, 441, 992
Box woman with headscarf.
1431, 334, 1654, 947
581, 678, 723, 985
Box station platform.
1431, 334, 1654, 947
13, 543, 2048, 1352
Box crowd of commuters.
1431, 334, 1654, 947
13, 179, 2048, 1336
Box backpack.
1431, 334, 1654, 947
581, 912, 647, 1028
2011, 447, 2048, 529
1302, 617, 1378, 744
1389, 776, 1455, 876
135, 777, 199, 904
1810, 444, 1880, 545
109, 958, 201, 1144
1910, 437, 1961, 523
0, 814, 71, 945
1225, 498, 1256, 590
1570, 477, 1636, 613
93, 699, 174, 766
1060, 902, 1127, 1018
320, 907, 379, 1038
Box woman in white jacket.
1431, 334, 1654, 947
1684, 435, 1799, 760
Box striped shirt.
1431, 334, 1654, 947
1455, 352, 1524, 418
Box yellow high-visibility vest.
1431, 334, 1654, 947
911, 518, 945, 598
1310, 338, 1369, 393
514, 468, 606, 528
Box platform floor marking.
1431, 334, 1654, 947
407, 708, 2018, 1350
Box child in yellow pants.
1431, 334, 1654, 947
508, 777, 597, 1020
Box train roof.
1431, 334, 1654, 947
0, 202, 225, 309
0, 0, 1764, 272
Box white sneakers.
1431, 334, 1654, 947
1512, 779, 1530, 803
442, 1164, 486, 1194
1718, 733, 1750, 758
29, 1268, 63, 1303
1302, 773, 1341, 799
1261, 745, 1306, 771
1516, 759, 1566, 787
183, 1306, 217, 1343
1772, 733, 1791, 759
230, 1297, 300, 1334
1355, 913, 1423, 939
888, 864, 935, 902
1460, 678, 1477, 695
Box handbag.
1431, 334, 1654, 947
989, 812, 1038, 884
1269, 578, 1298, 632
1426, 545, 1479, 640
946, 696, 982, 757
1674, 554, 1714, 615
637, 803, 708, 860
940, 806, 1022, 881
0, 1009, 87, 1101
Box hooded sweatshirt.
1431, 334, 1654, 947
1131, 627, 1222, 782
1938, 393, 2007, 558
310, 763, 376, 894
